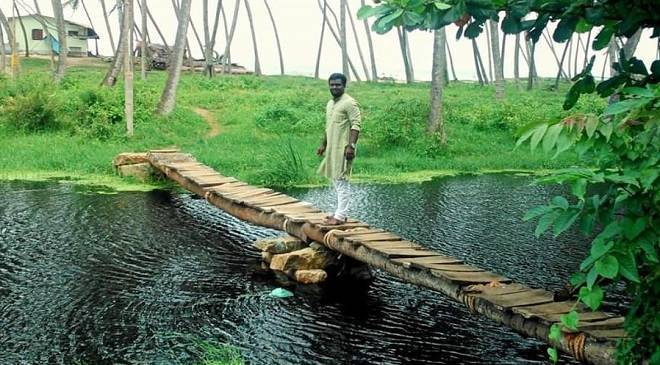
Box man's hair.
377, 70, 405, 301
328, 73, 347, 86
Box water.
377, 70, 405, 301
0, 176, 626, 364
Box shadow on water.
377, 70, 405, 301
0, 176, 627, 364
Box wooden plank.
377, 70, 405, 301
345, 232, 402, 243
224, 188, 274, 200
482, 289, 555, 308
577, 317, 625, 331
431, 270, 512, 284
392, 255, 463, 266
317, 222, 370, 230
512, 301, 581, 318
192, 177, 238, 187
422, 263, 485, 272
463, 283, 531, 296
241, 192, 286, 204
360, 240, 423, 250
373, 247, 441, 258
331, 229, 386, 238
586, 329, 626, 339
259, 199, 302, 208
539, 311, 614, 323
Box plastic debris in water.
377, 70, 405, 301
269, 288, 294, 298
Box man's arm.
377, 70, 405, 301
345, 129, 359, 160
317, 135, 327, 156
345, 100, 361, 160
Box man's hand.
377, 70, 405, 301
345, 146, 355, 160
316, 145, 326, 156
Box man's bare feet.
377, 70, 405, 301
323, 216, 346, 225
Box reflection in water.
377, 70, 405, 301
0, 177, 623, 364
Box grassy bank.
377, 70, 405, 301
0, 58, 605, 188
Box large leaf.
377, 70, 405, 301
571, 179, 587, 200
593, 26, 615, 50
595, 254, 619, 279
603, 98, 646, 116
623, 217, 647, 240
551, 196, 569, 210
530, 124, 548, 151
434, 1, 452, 10
561, 310, 579, 331
590, 239, 614, 260
542, 123, 563, 152
553, 209, 579, 237
564, 75, 595, 110
553, 16, 579, 42
464, 20, 484, 38
616, 250, 640, 283
535, 210, 560, 237
523, 205, 551, 221
579, 285, 604, 310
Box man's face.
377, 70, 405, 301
329, 79, 345, 98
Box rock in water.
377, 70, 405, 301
270, 247, 338, 272
269, 288, 294, 298
294, 269, 328, 284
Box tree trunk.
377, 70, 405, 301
500, 33, 506, 77
360, 0, 377, 81
582, 30, 592, 70
223, 0, 241, 74
263, 0, 284, 75
0, 18, 6, 73
140, 0, 147, 79
622, 29, 642, 59
472, 38, 484, 85
489, 20, 504, 100
102, 24, 125, 86
143, 3, 169, 49
543, 29, 568, 79
220, 3, 229, 72
79, 0, 99, 56
397, 27, 413, 83
428, 29, 447, 142
567, 37, 573, 79
574, 34, 581, 77
474, 37, 489, 84
345, 1, 369, 81
171, 0, 194, 73
157, 0, 192, 115
52, 0, 67, 82
600, 50, 609, 80
554, 40, 570, 90
340, 0, 349, 79
316, 0, 361, 81
485, 21, 493, 81
526, 40, 536, 90
0, 8, 18, 77
607, 37, 617, 77
31, 1, 55, 69
314, 0, 327, 79
403, 29, 414, 81
13, 4, 29, 57
243, 0, 261, 75
513, 33, 520, 85
203, 0, 212, 77
446, 37, 457, 81
123, 0, 134, 136
100, 0, 116, 55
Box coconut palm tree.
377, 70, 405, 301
428, 29, 447, 140
122, 0, 134, 136
314, 0, 327, 79
13, 3, 29, 57
360, 0, 377, 81
243, 0, 261, 75
157, 0, 191, 115
345, 1, 369, 80
140, 0, 147, 79
316, 0, 360, 81
340, 0, 348, 79
489, 19, 504, 99
99, 0, 116, 55
263, 0, 284, 75
52, 0, 67, 82
223, 0, 240, 73
0, 11, 8, 74
397, 26, 413, 83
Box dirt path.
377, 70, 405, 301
192, 107, 221, 138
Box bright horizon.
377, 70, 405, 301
2, 0, 658, 81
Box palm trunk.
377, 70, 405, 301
187, 13, 206, 58
100, 0, 116, 55
171, 0, 194, 72
574, 34, 581, 77
622, 29, 642, 59
582, 29, 592, 70
314, 0, 327, 79
489, 19, 504, 99
567, 37, 573, 78
32, 1, 55, 69
220, 4, 229, 72
485, 21, 493, 81
140, 0, 147, 79
360, 0, 377, 81
345, 1, 369, 81
554, 40, 570, 90
428, 29, 447, 141
157, 0, 192, 115
79, 0, 99, 56
203, 0, 212, 77
500, 33, 506, 77
143, 3, 169, 49
123, 0, 134, 136
0, 19, 6, 73
243, 0, 261, 75
340, 0, 349, 79
203, 0, 223, 77
446, 37, 457, 81
600, 50, 609, 80
223, 0, 241, 74
526, 40, 536, 90
543, 29, 568, 79
13, 4, 29, 57
474, 37, 489, 84
472, 38, 484, 85
102, 24, 125, 85
513, 33, 520, 85
403, 29, 414, 81
316, 0, 361, 81
263, 0, 284, 75
397, 26, 413, 83
607, 37, 617, 77
52, 0, 67, 82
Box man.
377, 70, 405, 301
317, 73, 361, 225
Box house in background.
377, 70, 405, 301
6, 14, 98, 57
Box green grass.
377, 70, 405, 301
0, 58, 606, 189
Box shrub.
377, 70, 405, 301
369, 98, 427, 146
0, 89, 60, 132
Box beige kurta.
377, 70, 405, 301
317, 93, 361, 180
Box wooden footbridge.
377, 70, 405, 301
116, 150, 625, 365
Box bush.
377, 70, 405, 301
0, 89, 60, 132
369, 98, 427, 146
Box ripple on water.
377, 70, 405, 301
0, 177, 624, 364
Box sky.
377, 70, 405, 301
1, 0, 658, 81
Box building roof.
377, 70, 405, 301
8, 14, 98, 39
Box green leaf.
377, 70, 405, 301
547, 347, 558, 363
549, 323, 561, 341
595, 254, 619, 279
552, 133, 574, 158
623, 86, 654, 98
553, 209, 579, 237
502, 14, 522, 33
551, 196, 569, 210
571, 179, 587, 200
590, 239, 614, 260
464, 20, 484, 38
530, 124, 548, 151
434, 1, 452, 10
616, 250, 640, 283
357, 5, 379, 19
640, 168, 658, 190
623, 217, 646, 240
535, 210, 560, 238
379, 8, 404, 27
542, 123, 563, 152
570, 272, 586, 287
579, 285, 604, 310
586, 266, 598, 289
585, 114, 598, 138
603, 98, 645, 116
523, 205, 550, 221
402, 11, 424, 26
561, 310, 579, 331
553, 16, 578, 43
593, 26, 615, 50
599, 121, 613, 141
597, 222, 621, 241
579, 213, 596, 235
640, 237, 659, 263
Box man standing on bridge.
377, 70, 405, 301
316, 73, 361, 225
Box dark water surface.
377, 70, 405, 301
0, 176, 625, 364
